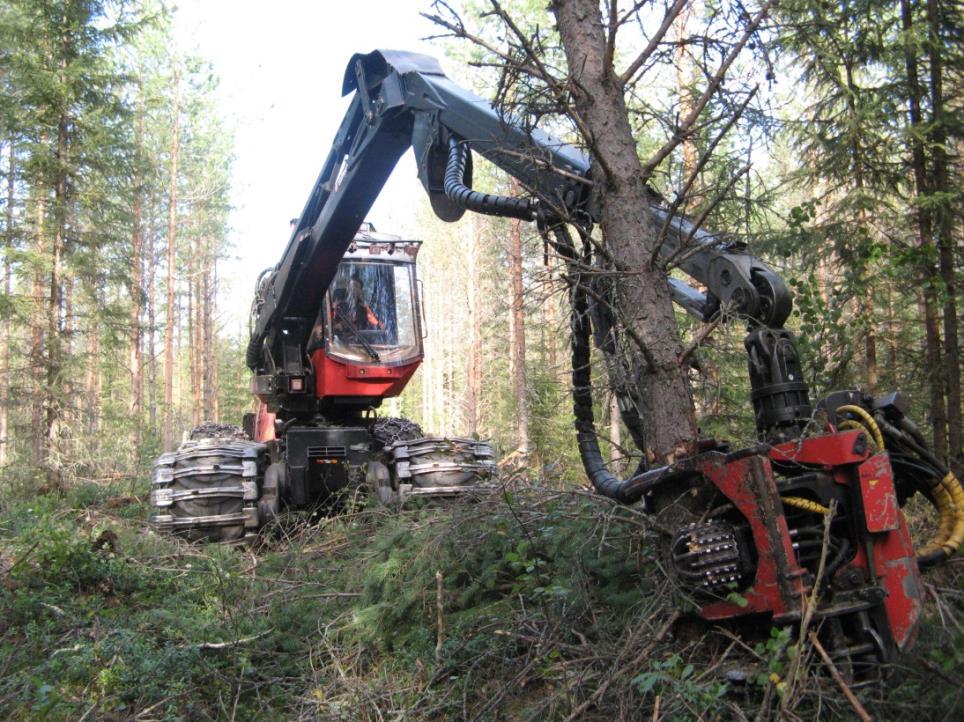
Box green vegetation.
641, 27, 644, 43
1, 478, 961, 720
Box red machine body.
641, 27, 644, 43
251, 229, 425, 436
660, 430, 923, 664
310, 350, 420, 400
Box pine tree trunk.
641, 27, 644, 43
901, 0, 948, 458
927, 0, 961, 463
465, 217, 480, 435
422, 278, 433, 430
30, 153, 47, 465
163, 66, 181, 451
147, 217, 158, 436
129, 96, 144, 465
0, 142, 13, 465
508, 189, 528, 452
675, 1, 699, 208
552, 0, 698, 464
187, 242, 198, 427
43, 107, 70, 489
85, 306, 101, 448
202, 243, 217, 421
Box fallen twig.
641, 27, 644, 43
190, 629, 273, 651
564, 609, 681, 722
807, 632, 872, 722
435, 570, 445, 662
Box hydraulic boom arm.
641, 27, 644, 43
247, 50, 792, 391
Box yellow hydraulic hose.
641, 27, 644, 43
936, 471, 964, 556
917, 482, 955, 557
837, 419, 881, 453
836, 405, 885, 451
833, 404, 964, 560
782, 496, 831, 515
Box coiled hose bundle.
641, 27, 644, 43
836, 404, 964, 567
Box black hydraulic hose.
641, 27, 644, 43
246, 334, 263, 370
555, 223, 650, 505
818, 537, 850, 595
444, 137, 537, 221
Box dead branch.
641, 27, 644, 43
435, 570, 446, 662
563, 609, 681, 722
677, 316, 722, 368
618, 0, 689, 87
807, 632, 873, 722
191, 629, 273, 651
641, 0, 774, 178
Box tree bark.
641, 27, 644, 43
187, 237, 199, 427
927, 0, 961, 463
901, 0, 948, 459
147, 210, 158, 436
508, 184, 528, 452
674, 1, 700, 208
465, 216, 481, 436
163, 65, 181, 451
30, 138, 48, 465
202, 238, 217, 421
43, 103, 70, 489
552, 0, 698, 464
129, 89, 144, 465
0, 141, 13, 464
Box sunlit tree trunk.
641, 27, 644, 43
202, 240, 217, 421
465, 216, 481, 435
508, 188, 528, 452
129, 102, 144, 465
147, 215, 158, 437
30, 140, 47, 465
553, 0, 698, 464
163, 64, 181, 450
0, 142, 13, 464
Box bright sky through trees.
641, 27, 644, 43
173, 1, 442, 325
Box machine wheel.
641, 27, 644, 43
150, 435, 266, 544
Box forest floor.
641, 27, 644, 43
0, 470, 962, 721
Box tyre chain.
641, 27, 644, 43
189, 422, 247, 441
371, 417, 424, 447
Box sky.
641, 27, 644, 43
171, 1, 451, 328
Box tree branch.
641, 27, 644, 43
618, 0, 689, 87
659, 164, 751, 272
641, 0, 774, 177
650, 86, 758, 269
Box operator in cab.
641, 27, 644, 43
333, 274, 384, 332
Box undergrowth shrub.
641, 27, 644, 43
0, 476, 961, 719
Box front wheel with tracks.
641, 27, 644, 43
150, 425, 266, 543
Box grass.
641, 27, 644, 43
0, 472, 962, 720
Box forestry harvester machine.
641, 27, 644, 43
151, 50, 963, 672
